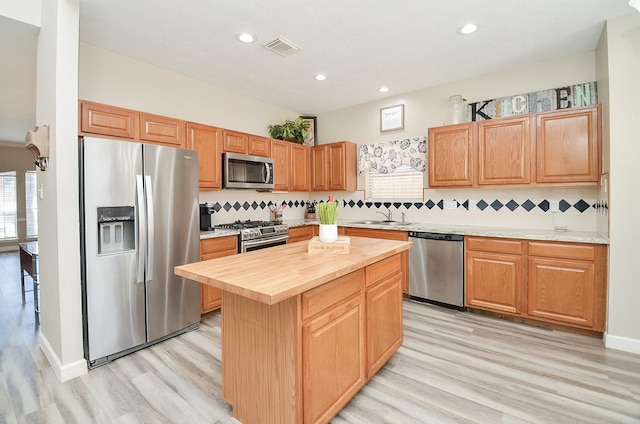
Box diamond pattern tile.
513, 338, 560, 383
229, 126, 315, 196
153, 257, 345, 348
242, 202, 250, 210
521, 200, 535, 212
490, 200, 503, 211
425, 200, 435, 209
559, 200, 571, 212
223, 202, 232, 212
506, 200, 519, 211
462, 200, 469, 210
415, 202, 424, 209
574, 199, 590, 213
477, 200, 488, 211
357, 200, 364, 207
348, 200, 355, 207
437, 200, 444, 210
538, 200, 549, 212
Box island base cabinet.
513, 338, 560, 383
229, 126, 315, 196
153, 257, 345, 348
302, 295, 365, 424
222, 292, 301, 424
366, 271, 403, 378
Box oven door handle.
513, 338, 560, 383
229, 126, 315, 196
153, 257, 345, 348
242, 234, 289, 250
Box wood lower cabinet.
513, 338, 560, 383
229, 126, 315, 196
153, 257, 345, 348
288, 225, 314, 244
536, 105, 600, 184
187, 122, 223, 190
465, 236, 607, 332
200, 236, 238, 313
79, 100, 137, 139
343, 227, 409, 293
527, 241, 606, 331
139, 112, 184, 147
428, 123, 475, 187
465, 237, 525, 315
477, 116, 531, 185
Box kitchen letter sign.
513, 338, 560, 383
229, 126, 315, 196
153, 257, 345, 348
467, 81, 597, 121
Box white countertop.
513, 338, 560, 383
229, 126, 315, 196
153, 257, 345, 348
283, 219, 609, 245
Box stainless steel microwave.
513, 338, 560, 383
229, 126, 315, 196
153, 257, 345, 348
223, 152, 275, 189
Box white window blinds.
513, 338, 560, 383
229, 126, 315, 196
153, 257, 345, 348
365, 165, 423, 201
25, 171, 38, 237
0, 171, 17, 240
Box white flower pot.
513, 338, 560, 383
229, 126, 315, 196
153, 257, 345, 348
319, 224, 338, 242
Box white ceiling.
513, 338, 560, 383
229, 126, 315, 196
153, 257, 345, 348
0, 0, 634, 144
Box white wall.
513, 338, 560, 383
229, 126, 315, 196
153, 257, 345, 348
79, 44, 299, 138
0, 0, 40, 26
316, 53, 600, 232
599, 13, 640, 353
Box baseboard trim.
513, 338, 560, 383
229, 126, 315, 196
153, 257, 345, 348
39, 333, 87, 382
604, 333, 640, 355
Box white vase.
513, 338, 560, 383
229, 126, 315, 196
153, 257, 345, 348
319, 224, 338, 242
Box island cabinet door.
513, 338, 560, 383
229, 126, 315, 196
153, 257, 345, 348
302, 294, 365, 424
365, 271, 403, 378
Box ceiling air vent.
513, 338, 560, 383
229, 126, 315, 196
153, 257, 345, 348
263, 37, 300, 56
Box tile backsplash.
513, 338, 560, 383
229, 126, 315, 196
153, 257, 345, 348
200, 186, 605, 232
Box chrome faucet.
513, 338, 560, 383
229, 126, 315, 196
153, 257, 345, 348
376, 208, 393, 221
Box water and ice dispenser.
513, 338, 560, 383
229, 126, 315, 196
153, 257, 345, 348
97, 206, 135, 254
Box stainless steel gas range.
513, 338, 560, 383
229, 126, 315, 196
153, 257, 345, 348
215, 220, 289, 253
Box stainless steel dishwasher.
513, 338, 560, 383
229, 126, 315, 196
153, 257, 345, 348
408, 232, 465, 310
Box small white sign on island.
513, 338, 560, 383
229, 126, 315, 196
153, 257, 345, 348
307, 236, 351, 254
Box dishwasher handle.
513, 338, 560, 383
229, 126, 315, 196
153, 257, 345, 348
409, 231, 464, 242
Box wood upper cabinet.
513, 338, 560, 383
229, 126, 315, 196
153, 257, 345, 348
365, 255, 403, 378
477, 116, 532, 185
200, 236, 238, 313
270, 139, 291, 191
80, 101, 138, 139
465, 237, 525, 315
527, 241, 607, 331
290, 144, 310, 191
312, 141, 358, 191
222, 130, 248, 154
428, 123, 475, 187
536, 105, 600, 184
139, 112, 185, 147
343, 227, 409, 294
187, 122, 223, 190
465, 236, 608, 332
311, 145, 329, 191
247, 135, 271, 157
301, 270, 365, 424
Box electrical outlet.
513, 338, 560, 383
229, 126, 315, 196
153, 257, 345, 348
550, 200, 560, 213
468, 200, 477, 211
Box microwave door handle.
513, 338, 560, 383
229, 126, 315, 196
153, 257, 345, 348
264, 162, 271, 183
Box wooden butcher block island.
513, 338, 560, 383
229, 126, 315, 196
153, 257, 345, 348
175, 236, 412, 424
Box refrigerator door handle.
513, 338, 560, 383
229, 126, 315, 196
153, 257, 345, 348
136, 175, 146, 283
145, 175, 154, 281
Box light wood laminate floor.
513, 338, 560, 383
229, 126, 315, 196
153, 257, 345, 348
1, 251, 639, 423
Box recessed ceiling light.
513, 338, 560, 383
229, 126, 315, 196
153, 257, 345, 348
237, 33, 255, 43
377, 86, 389, 93
314, 74, 327, 81
457, 23, 478, 35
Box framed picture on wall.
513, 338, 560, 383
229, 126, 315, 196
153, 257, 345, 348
380, 104, 404, 132
300, 115, 317, 146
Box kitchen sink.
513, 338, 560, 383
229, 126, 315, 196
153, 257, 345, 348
352, 220, 413, 226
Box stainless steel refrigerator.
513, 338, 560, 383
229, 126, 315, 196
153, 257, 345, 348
79, 136, 200, 368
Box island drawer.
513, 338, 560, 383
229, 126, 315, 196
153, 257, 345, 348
301, 269, 364, 320
366, 254, 402, 287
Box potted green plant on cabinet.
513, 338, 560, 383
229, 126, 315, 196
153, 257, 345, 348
268, 117, 310, 144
